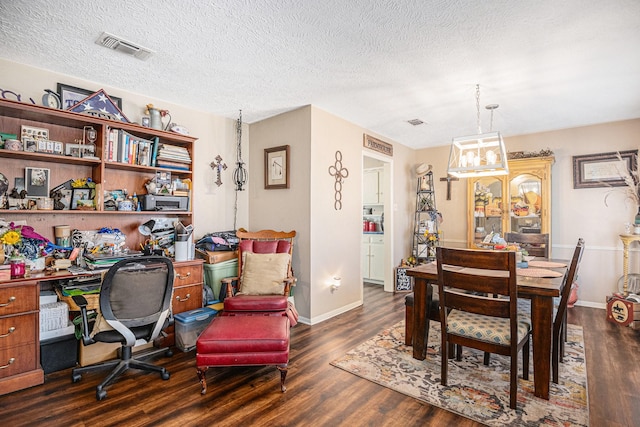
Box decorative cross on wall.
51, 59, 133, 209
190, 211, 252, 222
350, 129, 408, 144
440, 176, 459, 200
210, 155, 227, 187
328, 150, 349, 210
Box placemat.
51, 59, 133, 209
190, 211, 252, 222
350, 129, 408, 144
528, 260, 567, 268
517, 267, 564, 278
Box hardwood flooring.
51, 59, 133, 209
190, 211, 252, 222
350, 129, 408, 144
1, 284, 638, 426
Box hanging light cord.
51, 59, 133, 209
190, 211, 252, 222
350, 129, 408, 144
232, 109, 248, 230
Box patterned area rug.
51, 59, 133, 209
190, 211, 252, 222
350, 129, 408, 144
331, 321, 588, 426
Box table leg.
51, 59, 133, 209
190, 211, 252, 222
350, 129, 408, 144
531, 294, 553, 400
412, 278, 432, 360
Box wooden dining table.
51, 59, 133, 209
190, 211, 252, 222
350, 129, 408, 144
406, 260, 568, 401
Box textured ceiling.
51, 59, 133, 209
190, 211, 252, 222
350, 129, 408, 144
0, 0, 639, 149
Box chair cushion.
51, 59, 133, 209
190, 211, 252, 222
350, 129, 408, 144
447, 310, 531, 344
239, 252, 290, 295
197, 316, 289, 353
239, 239, 291, 254
223, 294, 289, 312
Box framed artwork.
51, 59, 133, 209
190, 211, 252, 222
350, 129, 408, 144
572, 150, 637, 189
25, 167, 50, 198
394, 267, 413, 293
264, 145, 290, 189
71, 188, 92, 209
57, 83, 123, 110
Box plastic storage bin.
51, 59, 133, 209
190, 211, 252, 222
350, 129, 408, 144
203, 259, 238, 302
174, 307, 217, 352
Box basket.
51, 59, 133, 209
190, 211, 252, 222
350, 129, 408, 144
55, 288, 100, 311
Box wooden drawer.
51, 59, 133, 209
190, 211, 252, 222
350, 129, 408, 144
0, 342, 37, 379
172, 283, 202, 314
0, 283, 38, 317
174, 263, 203, 287
0, 313, 36, 348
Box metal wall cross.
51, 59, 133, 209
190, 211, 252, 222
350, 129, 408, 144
210, 155, 227, 187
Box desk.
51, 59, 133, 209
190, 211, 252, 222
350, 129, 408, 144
406, 261, 567, 400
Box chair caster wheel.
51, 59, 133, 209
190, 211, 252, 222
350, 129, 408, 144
72, 373, 82, 383
96, 389, 107, 400
161, 371, 170, 380
165, 349, 173, 357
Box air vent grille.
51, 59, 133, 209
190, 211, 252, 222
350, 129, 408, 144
95, 32, 154, 61
407, 119, 425, 126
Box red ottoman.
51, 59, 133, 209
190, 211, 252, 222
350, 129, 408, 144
196, 315, 290, 394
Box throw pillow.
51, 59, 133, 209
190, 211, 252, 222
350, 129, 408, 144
240, 252, 290, 295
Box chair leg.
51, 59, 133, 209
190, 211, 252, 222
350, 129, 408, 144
510, 351, 518, 409
522, 338, 530, 381
552, 328, 561, 384
483, 352, 491, 366
277, 364, 288, 392
441, 335, 449, 386
405, 304, 413, 346
197, 367, 208, 395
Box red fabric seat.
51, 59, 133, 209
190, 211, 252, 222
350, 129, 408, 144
196, 315, 290, 394
223, 295, 289, 312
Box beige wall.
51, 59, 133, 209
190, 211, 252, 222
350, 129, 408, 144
416, 119, 640, 308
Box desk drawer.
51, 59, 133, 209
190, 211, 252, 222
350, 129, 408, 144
0, 284, 38, 316
0, 342, 37, 379
174, 264, 203, 287
0, 313, 36, 348
172, 283, 202, 314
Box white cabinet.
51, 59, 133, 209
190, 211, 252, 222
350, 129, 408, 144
363, 234, 384, 282
363, 168, 382, 204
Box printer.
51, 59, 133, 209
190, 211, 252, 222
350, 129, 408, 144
141, 194, 189, 211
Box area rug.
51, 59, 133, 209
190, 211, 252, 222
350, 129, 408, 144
331, 321, 588, 426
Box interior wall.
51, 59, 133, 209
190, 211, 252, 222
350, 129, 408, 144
416, 119, 640, 308
246, 106, 312, 320
0, 58, 248, 239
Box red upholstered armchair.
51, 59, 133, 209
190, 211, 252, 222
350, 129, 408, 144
221, 229, 298, 325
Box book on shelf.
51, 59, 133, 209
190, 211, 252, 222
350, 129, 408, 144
107, 128, 154, 166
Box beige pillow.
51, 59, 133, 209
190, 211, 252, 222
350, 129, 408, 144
240, 252, 290, 295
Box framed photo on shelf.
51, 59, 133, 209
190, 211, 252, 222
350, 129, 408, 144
572, 150, 638, 189
57, 83, 123, 110
264, 145, 290, 189
71, 188, 92, 209
21, 125, 49, 142
24, 167, 50, 198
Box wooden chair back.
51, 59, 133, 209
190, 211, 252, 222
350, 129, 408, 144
504, 232, 550, 258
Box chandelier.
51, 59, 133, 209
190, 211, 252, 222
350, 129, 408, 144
447, 85, 508, 178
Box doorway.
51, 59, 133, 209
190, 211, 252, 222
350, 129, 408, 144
362, 152, 393, 293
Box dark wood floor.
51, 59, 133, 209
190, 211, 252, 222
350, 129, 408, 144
1, 284, 638, 426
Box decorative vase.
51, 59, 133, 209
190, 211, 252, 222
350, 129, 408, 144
148, 108, 162, 130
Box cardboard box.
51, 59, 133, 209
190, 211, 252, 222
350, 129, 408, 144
196, 249, 237, 264
79, 340, 155, 366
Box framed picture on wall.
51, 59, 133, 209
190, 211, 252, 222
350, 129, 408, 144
25, 167, 50, 198
572, 150, 638, 189
57, 83, 123, 110
264, 145, 290, 189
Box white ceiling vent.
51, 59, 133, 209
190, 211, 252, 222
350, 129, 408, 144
95, 32, 154, 61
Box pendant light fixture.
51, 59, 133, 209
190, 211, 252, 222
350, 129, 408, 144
233, 110, 247, 191
447, 85, 508, 178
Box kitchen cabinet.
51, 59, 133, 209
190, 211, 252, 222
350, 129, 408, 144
363, 168, 383, 205
362, 234, 384, 283
0, 98, 197, 249
467, 156, 554, 251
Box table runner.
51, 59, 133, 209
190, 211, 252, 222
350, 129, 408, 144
517, 267, 564, 278
528, 260, 567, 268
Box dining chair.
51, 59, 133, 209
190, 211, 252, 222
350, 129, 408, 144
436, 247, 530, 409
504, 232, 550, 258
552, 238, 585, 383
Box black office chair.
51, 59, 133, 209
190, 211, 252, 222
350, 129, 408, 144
71, 256, 174, 400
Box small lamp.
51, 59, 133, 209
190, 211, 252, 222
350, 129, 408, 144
331, 276, 341, 293
138, 219, 155, 236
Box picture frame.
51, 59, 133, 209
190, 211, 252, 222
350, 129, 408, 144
25, 167, 50, 198
71, 188, 92, 209
64, 142, 94, 158
21, 125, 49, 142
57, 83, 123, 110
264, 145, 290, 189
572, 150, 638, 189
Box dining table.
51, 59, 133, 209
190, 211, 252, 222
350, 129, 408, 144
406, 259, 568, 401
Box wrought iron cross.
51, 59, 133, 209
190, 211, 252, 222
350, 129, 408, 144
210, 155, 227, 187
440, 176, 459, 200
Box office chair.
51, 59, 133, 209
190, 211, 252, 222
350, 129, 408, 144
71, 256, 174, 400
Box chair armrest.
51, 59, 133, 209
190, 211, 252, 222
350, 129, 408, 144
283, 276, 297, 296
71, 295, 96, 346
